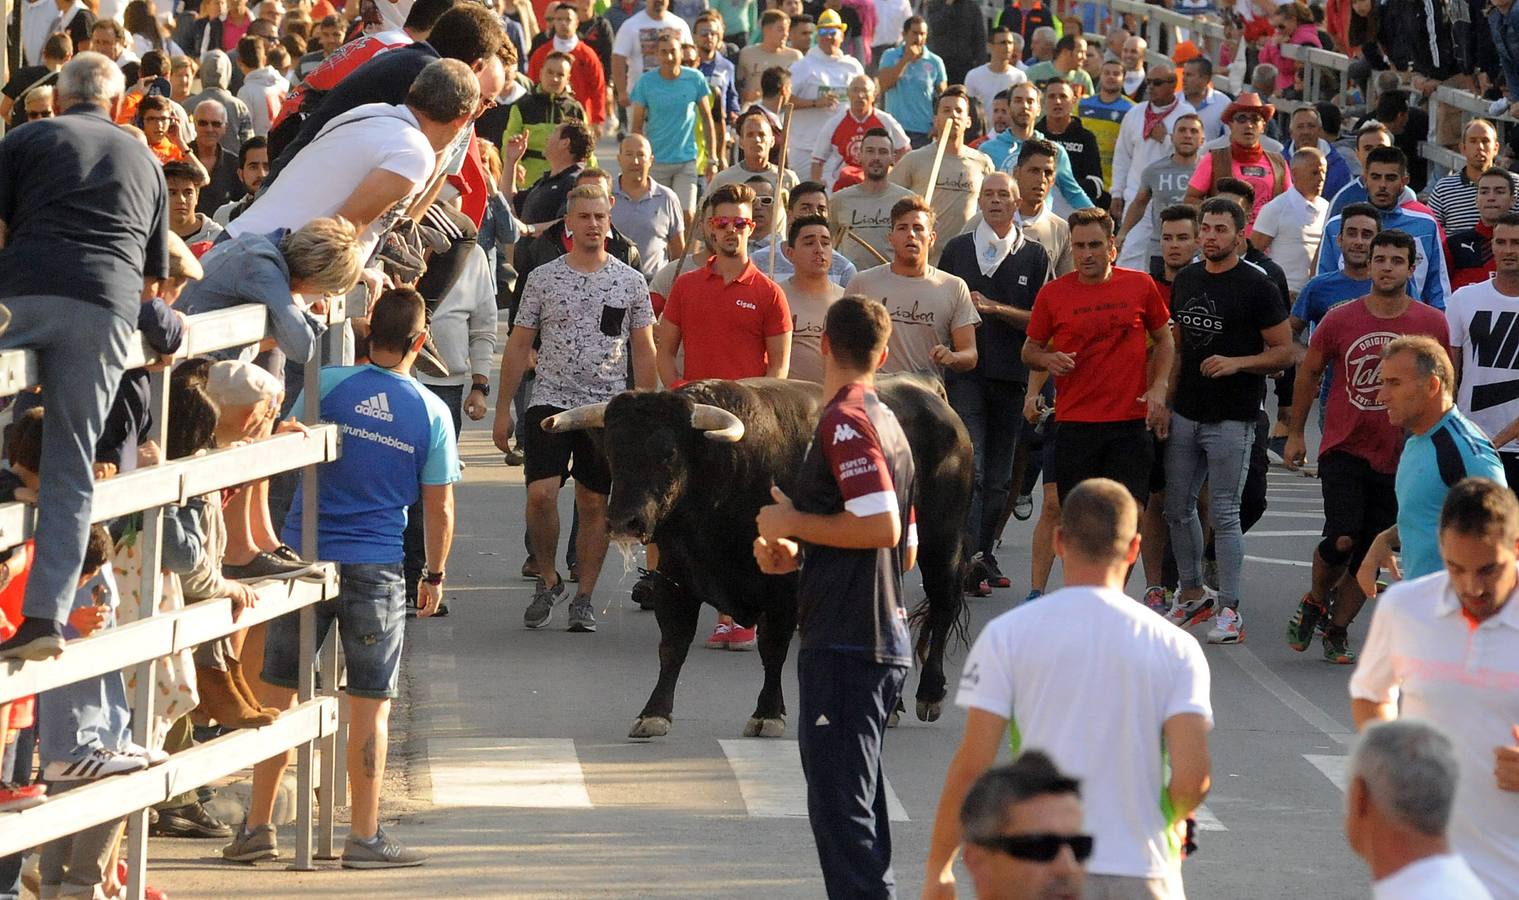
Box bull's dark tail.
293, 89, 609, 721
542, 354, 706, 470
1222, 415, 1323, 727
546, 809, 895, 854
908, 543, 971, 663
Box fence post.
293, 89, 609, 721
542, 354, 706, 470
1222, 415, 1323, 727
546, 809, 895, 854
291, 338, 322, 872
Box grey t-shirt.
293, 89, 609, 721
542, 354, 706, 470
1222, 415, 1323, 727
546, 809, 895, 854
1140, 156, 1197, 261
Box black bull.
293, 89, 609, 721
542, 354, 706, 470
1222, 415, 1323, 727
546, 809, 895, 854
545, 376, 973, 739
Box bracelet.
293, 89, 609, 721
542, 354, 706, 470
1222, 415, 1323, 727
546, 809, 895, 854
471, 383, 491, 397
421, 568, 446, 585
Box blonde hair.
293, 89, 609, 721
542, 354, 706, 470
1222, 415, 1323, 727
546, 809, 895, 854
279, 217, 363, 296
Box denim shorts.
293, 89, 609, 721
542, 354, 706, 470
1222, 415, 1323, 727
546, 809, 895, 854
262, 562, 406, 700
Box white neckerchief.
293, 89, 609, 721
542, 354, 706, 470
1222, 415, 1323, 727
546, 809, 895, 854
974, 219, 1021, 277
553, 35, 579, 53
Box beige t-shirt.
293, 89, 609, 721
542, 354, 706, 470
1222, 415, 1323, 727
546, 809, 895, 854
737, 45, 803, 98
710, 162, 800, 193
829, 180, 915, 271
889, 142, 996, 264
780, 275, 846, 383
844, 265, 981, 374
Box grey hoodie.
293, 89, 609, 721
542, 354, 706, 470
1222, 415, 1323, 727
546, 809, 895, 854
186, 51, 256, 153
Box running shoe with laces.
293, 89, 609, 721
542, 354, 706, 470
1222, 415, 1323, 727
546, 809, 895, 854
523, 577, 565, 629
1142, 586, 1171, 616
705, 622, 732, 648
222, 823, 279, 862
982, 555, 1012, 589
567, 595, 597, 632
727, 624, 758, 651
1322, 628, 1357, 664
1165, 588, 1217, 628
341, 826, 427, 869
1023, 588, 1043, 604
42, 748, 148, 782
1286, 592, 1325, 652
1207, 607, 1244, 644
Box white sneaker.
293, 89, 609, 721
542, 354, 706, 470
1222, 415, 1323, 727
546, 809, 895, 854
120, 742, 170, 766
1207, 607, 1244, 644
42, 748, 148, 782
1164, 587, 1217, 628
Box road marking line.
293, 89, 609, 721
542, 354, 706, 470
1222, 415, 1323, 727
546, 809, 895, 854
1247, 530, 1322, 537
1193, 804, 1227, 831
1245, 555, 1312, 567
427, 682, 458, 702
428, 738, 592, 808
1222, 649, 1355, 748
1260, 511, 1323, 519
1304, 754, 1349, 792
719, 739, 909, 821
418, 654, 456, 671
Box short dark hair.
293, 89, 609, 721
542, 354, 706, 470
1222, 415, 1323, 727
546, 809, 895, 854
81, 524, 113, 578
760, 65, 790, 98
1365, 145, 1408, 175
369, 287, 427, 354
1440, 477, 1519, 542
860, 125, 892, 147
960, 751, 1081, 844
237, 34, 266, 69
890, 194, 934, 227
239, 135, 269, 168
1055, 33, 1081, 55
139, 93, 172, 118
163, 159, 209, 187
1479, 167, 1517, 199
1493, 211, 1519, 231
4, 407, 44, 472
1158, 203, 1199, 229
1184, 56, 1213, 77
937, 85, 971, 113
1200, 195, 1246, 231
140, 49, 168, 78
1374, 89, 1409, 122
1066, 207, 1114, 237
1340, 202, 1382, 230
903, 14, 925, 33
1016, 138, 1059, 169
787, 213, 830, 246
1060, 477, 1138, 560
759, 8, 788, 28
558, 120, 595, 161
428, 2, 507, 67
788, 180, 827, 212
1214, 175, 1255, 207
42, 32, 73, 61
824, 295, 891, 371
791, 13, 814, 27
1315, 100, 1342, 136
708, 182, 756, 211
1369, 228, 1418, 266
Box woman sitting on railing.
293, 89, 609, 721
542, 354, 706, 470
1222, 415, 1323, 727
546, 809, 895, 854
1259, 1, 1322, 95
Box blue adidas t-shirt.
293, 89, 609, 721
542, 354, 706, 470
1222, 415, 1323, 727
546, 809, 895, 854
282, 365, 461, 564
1395, 408, 1506, 580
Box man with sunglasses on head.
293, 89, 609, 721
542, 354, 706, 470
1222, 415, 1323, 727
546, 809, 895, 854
925, 478, 1212, 900
958, 751, 1091, 900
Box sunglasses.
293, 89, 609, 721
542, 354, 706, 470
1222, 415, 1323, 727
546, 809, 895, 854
818, 27, 841, 36
1147, 77, 1173, 86
973, 833, 1094, 863
1232, 114, 1264, 123
195, 119, 226, 127
753, 195, 775, 206
708, 216, 754, 231
26, 109, 53, 119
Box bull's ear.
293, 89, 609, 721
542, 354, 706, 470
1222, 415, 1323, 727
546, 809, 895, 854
690, 404, 744, 442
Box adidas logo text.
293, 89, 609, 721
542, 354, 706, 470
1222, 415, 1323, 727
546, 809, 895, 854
355, 392, 394, 422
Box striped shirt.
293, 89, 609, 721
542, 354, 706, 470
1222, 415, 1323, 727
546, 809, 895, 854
1425, 169, 1519, 234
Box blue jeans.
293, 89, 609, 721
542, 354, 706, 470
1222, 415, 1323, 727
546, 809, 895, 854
38, 570, 130, 766
1164, 413, 1254, 609
946, 374, 1026, 557
262, 563, 407, 699
0, 296, 133, 622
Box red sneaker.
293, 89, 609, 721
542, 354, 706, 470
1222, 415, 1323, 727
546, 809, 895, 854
0, 782, 46, 812
704, 623, 731, 649
726, 625, 758, 651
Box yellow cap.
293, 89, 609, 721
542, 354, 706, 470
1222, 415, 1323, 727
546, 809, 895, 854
817, 9, 847, 32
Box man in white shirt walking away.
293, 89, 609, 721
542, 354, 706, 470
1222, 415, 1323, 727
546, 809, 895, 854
1252, 147, 1330, 299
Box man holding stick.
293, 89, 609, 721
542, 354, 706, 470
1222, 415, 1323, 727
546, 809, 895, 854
890, 87, 995, 264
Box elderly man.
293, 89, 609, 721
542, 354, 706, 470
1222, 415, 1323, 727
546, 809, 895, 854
1119, 35, 1147, 98
956, 752, 1091, 900
185, 50, 255, 153
808, 74, 908, 190
786, 8, 865, 161
1284, 105, 1352, 203
1427, 119, 1519, 234
189, 98, 242, 216
1110, 63, 1194, 253
1347, 720, 1494, 897
0, 52, 169, 660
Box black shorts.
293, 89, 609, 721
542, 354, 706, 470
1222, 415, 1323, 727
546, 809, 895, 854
1319, 449, 1397, 569
521, 404, 612, 495
1053, 420, 1154, 505
1149, 434, 1168, 494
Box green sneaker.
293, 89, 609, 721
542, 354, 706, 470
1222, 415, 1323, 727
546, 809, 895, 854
1286, 593, 1324, 652
1322, 628, 1357, 665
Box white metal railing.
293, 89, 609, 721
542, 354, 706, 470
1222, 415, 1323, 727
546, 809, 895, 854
0, 295, 360, 898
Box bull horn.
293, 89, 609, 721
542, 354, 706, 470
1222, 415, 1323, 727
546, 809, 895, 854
690, 404, 745, 442
542, 402, 608, 433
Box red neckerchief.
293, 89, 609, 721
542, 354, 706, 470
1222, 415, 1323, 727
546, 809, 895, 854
1231, 141, 1266, 165
1142, 98, 1178, 135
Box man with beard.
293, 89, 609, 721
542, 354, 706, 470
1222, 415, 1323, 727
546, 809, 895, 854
213, 135, 270, 225
829, 128, 914, 271
1117, 112, 1204, 274
808, 74, 907, 192
979, 82, 1093, 219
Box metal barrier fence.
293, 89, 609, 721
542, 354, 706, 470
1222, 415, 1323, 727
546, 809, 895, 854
0, 296, 358, 899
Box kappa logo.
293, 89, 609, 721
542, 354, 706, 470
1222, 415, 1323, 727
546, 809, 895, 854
355, 392, 394, 422
832, 423, 862, 444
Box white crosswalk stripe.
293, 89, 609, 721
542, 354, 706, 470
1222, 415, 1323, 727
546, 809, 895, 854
429, 738, 593, 808
1304, 754, 1350, 792
719, 739, 909, 821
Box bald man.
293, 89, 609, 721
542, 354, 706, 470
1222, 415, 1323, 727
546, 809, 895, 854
1426, 119, 1519, 234
612, 133, 687, 278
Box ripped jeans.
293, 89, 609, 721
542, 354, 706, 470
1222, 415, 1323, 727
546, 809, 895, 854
261, 563, 405, 700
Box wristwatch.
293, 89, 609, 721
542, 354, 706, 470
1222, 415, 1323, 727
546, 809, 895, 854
470, 383, 491, 397
421, 568, 446, 585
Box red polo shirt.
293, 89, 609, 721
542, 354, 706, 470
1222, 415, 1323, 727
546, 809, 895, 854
663, 257, 792, 380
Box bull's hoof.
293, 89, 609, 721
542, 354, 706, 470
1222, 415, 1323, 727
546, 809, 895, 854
628, 716, 671, 739
742, 716, 786, 738
886, 708, 901, 728
916, 699, 943, 723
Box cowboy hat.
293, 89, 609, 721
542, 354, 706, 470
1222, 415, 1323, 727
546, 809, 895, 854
1222, 92, 1276, 121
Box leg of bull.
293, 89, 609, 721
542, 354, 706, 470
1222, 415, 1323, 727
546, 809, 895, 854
629, 590, 700, 739
743, 595, 795, 737
912, 532, 962, 723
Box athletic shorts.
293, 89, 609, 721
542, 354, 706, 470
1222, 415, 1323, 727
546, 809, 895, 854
651, 160, 700, 214
1319, 449, 1398, 571
1053, 419, 1153, 505
262, 562, 406, 700
522, 404, 612, 495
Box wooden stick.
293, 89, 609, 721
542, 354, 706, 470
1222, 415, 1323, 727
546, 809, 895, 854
769, 103, 795, 280
921, 116, 955, 206
843, 227, 890, 267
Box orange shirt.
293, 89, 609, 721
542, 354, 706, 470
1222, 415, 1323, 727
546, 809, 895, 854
0, 543, 36, 729
663, 257, 792, 381
148, 136, 184, 163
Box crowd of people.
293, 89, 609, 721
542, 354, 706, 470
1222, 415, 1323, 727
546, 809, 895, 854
0, 0, 1517, 896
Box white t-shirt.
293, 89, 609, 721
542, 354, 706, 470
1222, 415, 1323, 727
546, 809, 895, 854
955, 586, 1213, 879
873, 0, 913, 47
612, 11, 694, 89
1253, 189, 1328, 294
963, 64, 1027, 122
1373, 854, 1493, 900
787, 48, 865, 162
1350, 572, 1519, 900
1446, 279, 1519, 454
227, 103, 436, 263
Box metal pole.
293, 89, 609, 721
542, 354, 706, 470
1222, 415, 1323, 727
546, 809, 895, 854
315, 630, 339, 859
291, 328, 323, 872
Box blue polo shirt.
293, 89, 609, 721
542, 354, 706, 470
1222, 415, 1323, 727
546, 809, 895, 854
283, 365, 461, 564
1395, 408, 1506, 580
878, 46, 947, 134
630, 66, 713, 164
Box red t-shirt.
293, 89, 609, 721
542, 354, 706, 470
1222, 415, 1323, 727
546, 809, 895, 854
663, 258, 792, 381
0, 542, 37, 729
1310, 297, 1451, 473
1025, 267, 1170, 424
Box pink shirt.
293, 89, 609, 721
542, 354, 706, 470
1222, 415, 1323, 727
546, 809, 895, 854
1188, 151, 1293, 232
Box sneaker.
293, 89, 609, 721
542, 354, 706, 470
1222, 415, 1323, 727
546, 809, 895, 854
223, 552, 318, 583
152, 801, 232, 839
120, 742, 170, 766
1012, 494, 1034, 521
1023, 588, 1043, 604
567, 595, 597, 632
42, 748, 148, 782
0, 617, 65, 661
727, 624, 758, 651
704, 622, 732, 649
222, 823, 279, 862
341, 826, 426, 869
1322, 628, 1357, 664
1207, 607, 1244, 644
524, 577, 565, 629
1142, 586, 1171, 616
1286, 593, 1325, 652
268, 545, 304, 564
0, 782, 46, 812
983, 556, 1012, 589
1165, 588, 1217, 628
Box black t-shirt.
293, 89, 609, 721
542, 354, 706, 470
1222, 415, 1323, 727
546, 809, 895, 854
937, 230, 1050, 383
1170, 259, 1287, 423
517, 162, 585, 225
794, 384, 916, 667
2, 66, 55, 129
